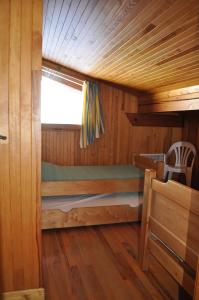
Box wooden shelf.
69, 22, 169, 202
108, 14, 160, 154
126, 113, 184, 128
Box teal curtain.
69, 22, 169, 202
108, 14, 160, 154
80, 81, 104, 148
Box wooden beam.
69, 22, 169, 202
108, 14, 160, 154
139, 99, 199, 112
126, 113, 184, 127
41, 178, 144, 196
42, 59, 147, 96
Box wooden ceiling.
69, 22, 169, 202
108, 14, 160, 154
43, 0, 199, 92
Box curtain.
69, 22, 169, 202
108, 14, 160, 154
80, 81, 104, 148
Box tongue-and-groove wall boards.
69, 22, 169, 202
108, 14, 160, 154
0, 0, 42, 294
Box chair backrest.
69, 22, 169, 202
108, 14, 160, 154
166, 141, 196, 168
140, 170, 199, 298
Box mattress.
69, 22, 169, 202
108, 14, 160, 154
42, 192, 143, 212
42, 162, 144, 181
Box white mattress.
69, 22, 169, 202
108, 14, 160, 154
42, 192, 143, 212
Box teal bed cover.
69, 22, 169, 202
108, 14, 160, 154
42, 162, 144, 182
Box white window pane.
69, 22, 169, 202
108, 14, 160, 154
41, 76, 83, 125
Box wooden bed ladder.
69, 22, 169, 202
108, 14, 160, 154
139, 169, 199, 299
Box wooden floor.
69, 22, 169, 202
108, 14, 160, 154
42, 223, 165, 300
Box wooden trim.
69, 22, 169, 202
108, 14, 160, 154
2, 288, 44, 300
126, 113, 184, 127
139, 98, 199, 113
42, 205, 142, 229
139, 169, 156, 269
42, 66, 84, 84
42, 68, 83, 91
42, 59, 146, 96
42, 124, 81, 131
41, 178, 144, 196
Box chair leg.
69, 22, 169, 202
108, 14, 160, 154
168, 172, 173, 180
163, 168, 168, 181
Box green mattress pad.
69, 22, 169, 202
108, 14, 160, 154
42, 162, 144, 181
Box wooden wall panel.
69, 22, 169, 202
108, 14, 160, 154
42, 82, 182, 166
0, 0, 42, 293
183, 111, 199, 189
139, 85, 199, 112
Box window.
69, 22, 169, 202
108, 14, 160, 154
41, 76, 83, 125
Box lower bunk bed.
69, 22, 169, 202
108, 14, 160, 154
42, 192, 142, 229
41, 162, 144, 229
139, 169, 199, 300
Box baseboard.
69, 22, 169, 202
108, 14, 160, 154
2, 288, 44, 300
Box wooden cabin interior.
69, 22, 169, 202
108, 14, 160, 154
1, 0, 199, 299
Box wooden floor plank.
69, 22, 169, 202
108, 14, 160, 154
42, 223, 165, 300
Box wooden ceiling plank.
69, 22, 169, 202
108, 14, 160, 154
42, 0, 56, 55
60, 0, 124, 66
66, 0, 152, 69
111, 43, 199, 83
89, 0, 195, 74
58, 0, 114, 64
96, 11, 199, 78
42, 0, 48, 35
116, 55, 199, 90
44, 0, 64, 56
50, 0, 81, 59
101, 53, 199, 89
46, 0, 73, 58
84, 0, 180, 71
116, 68, 199, 91
56, 0, 101, 63
42, 0, 199, 91
55, 0, 92, 62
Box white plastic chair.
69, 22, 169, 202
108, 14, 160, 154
163, 141, 196, 186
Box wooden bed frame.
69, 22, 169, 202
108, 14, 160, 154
42, 204, 142, 229
132, 153, 164, 179
41, 177, 143, 196
41, 154, 163, 197
41, 164, 145, 229
41, 159, 165, 230
139, 169, 199, 299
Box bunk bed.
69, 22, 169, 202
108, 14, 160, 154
139, 169, 199, 299
41, 162, 145, 229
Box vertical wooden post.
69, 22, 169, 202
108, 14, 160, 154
139, 169, 156, 270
